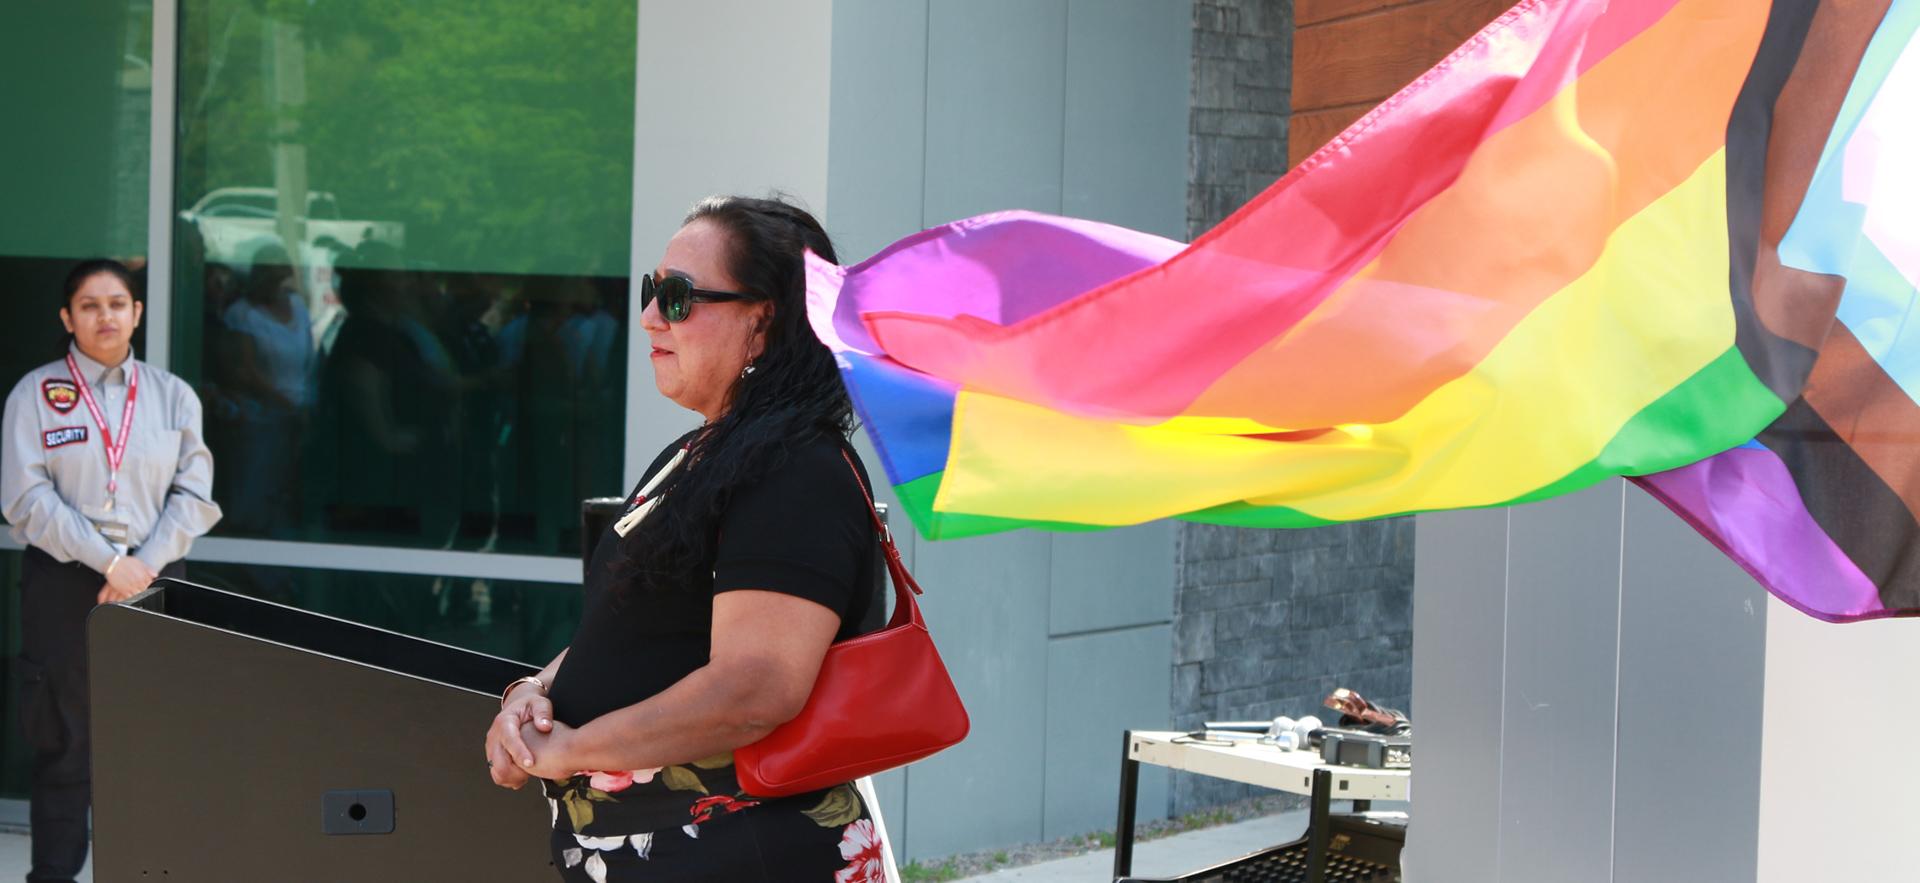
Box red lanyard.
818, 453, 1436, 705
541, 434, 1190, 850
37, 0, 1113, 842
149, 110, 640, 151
65, 352, 139, 501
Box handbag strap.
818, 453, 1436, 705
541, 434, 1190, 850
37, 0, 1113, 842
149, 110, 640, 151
840, 448, 926, 630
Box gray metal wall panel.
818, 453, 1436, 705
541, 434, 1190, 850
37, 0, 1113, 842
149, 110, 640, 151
626, 0, 833, 483
1042, 625, 1173, 840
1613, 487, 1764, 883
922, 0, 1068, 224
847, 429, 918, 573
903, 531, 1053, 859
1412, 482, 1773, 881
823, 0, 1193, 862
1063, 0, 1192, 240
1405, 507, 1508, 881
1050, 523, 1175, 636
1497, 483, 1623, 883
1757, 599, 1920, 879
869, 767, 909, 861
826, 0, 930, 263
850, 420, 914, 863
854, 424, 920, 858
850, 421, 917, 867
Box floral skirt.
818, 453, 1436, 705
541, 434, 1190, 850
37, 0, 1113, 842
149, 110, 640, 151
546, 777, 881, 883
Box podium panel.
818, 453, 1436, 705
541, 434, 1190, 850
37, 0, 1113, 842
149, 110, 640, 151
89, 578, 554, 880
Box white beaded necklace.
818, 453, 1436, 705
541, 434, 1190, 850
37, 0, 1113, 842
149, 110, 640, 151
613, 445, 689, 537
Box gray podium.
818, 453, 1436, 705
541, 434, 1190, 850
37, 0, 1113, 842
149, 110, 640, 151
87, 578, 554, 880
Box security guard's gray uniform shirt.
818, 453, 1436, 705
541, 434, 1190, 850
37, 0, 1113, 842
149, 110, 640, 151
1, 346, 222, 574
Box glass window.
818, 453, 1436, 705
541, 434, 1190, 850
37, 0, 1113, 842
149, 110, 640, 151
0, 2, 155, 804
0, 2, 154, 399
186, 561, 578, 666
171, 0, 638, 556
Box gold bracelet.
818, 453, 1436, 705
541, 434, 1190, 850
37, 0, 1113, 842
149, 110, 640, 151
104, 555, 122, 578
500, 675, 546, 708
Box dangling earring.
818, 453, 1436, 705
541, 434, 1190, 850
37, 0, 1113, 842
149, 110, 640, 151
740, 361, 757, 380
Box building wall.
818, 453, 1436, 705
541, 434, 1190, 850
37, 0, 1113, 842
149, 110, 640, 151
1414, 484, 1771, 882
824, 0, 1191, 862
1757, 598, 1920, 880
1189, 0, 1292, 238
0, 0, 157, 810
0, 0, 1192, 855
1408, 482, 1776, 882
1297, 6, 1920, 877
1288, 0, 1511, 166
623, 0, 837, 478
1411, 515, 1920, 882
1164, 0, 1529, 819
1171, 519, 1416, 814
1174, 0, 1418, 816
2, 0, 1407, 854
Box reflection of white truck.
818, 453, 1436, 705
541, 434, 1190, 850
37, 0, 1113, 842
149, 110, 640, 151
179, 187, 405, 264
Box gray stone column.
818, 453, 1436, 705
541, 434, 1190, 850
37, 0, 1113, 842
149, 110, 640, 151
1175, 0, 1418, 816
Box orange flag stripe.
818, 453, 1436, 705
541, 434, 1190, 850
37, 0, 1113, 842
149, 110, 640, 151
1183, 0, 1770, 429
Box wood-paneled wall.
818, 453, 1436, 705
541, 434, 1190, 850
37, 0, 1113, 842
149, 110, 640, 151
1289, 0, 1511, 166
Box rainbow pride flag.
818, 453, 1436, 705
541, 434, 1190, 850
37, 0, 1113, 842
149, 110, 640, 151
806, 0, 1919, 621
1636, 0, 1919, 621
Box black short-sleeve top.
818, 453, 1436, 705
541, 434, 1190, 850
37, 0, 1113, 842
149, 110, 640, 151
547, 431, 883, 732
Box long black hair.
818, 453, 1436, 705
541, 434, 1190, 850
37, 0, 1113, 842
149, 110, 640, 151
620, 195, 854, 593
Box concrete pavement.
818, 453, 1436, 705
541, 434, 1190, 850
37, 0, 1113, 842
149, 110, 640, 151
0, 816, 1290, 883
0, 807, 1329, 882
0, 831, 90, 882
955, 810, 1310, 882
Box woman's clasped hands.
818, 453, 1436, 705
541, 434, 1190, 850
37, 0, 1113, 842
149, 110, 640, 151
486, 683, 580, 788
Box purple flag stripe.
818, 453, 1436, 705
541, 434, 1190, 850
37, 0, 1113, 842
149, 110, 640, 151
1633, 444, 1902, 623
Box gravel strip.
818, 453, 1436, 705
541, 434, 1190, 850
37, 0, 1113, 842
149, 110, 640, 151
900, 793, 1307, 881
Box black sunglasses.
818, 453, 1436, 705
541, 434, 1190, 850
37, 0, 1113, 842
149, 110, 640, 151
641, 273, 761, 323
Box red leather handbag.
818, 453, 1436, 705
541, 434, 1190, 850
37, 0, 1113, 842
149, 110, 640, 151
733, 451, 970, 797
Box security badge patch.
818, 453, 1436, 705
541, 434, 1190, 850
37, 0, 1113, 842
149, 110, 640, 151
43, 426, 87, 449
42, 379, 78, 414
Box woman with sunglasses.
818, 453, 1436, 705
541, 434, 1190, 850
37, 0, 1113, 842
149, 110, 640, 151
483, 196, 890, 882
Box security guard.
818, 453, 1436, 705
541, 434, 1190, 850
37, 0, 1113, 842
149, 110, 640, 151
0, 259, 221, 883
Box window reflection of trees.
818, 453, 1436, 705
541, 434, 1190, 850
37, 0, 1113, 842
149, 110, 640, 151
173, 0, 636, 557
